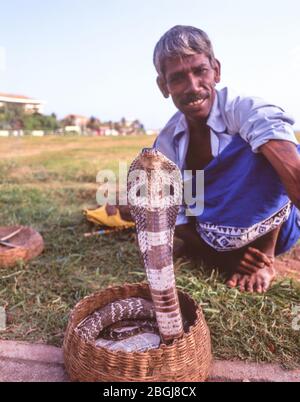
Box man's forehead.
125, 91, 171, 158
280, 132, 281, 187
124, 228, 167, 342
163, 53, 210, 75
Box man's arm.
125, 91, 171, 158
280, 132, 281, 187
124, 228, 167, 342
259, 140, 300, 210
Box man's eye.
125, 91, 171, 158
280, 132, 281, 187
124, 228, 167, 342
169, 75, 183, 83
195, 68, 208, 76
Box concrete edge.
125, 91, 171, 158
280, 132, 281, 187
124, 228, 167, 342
0, 340, 64, 365
0, 340, 300, 382
209, 360, 300, 382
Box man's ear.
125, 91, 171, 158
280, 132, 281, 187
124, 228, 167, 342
214, 59, 221, 84
156, 76, 169, 98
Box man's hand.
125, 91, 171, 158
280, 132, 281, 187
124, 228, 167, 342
105, 204, 133, 222
236, 247, 273, 275
260, 140, 300, 209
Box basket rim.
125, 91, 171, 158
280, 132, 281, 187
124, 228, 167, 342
0, 226, 43, 249
0, 225, 44, 269
64, 282, 203, 356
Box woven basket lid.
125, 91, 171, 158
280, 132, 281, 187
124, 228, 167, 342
0, 226, 44, 268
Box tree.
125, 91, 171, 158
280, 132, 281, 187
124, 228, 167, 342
61, 114, 76, 127
86, 116, 101, 131
0, 103, 24, 129
22, 113, 60, 131
0, 102, 60, 131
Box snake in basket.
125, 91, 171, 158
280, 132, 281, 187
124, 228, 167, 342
75, 148, 184, 351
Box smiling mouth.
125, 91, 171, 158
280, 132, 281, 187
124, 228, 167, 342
183, 97, 208, 110
186, 98, 206, 107
183, 92, 209, 108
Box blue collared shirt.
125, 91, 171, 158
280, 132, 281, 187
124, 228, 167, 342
153, 86, 298, 225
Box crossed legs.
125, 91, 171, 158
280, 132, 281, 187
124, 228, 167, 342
174, 221, 281, 293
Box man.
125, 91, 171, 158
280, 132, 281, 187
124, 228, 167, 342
153, 25, 300, 293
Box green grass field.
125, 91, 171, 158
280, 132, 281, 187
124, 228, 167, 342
0, 134, 300, 368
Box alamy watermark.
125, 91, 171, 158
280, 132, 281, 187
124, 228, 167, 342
96, 162, 204, 216
292, 306, 300, 331
0, 307, 6, 331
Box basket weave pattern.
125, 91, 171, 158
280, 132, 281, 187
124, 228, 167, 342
0, 226, 44, 269
63, 283, 212, 382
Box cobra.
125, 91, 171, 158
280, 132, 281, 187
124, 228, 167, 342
127, 148, 184, 343
76, 148, 184, 346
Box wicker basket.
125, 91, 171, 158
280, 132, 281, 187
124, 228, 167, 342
63, 282, 212, 382
0, 226, 44, 269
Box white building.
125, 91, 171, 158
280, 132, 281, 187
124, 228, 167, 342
0, 92, 44, 114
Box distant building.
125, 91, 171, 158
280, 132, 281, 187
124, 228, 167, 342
103, 128, 119, 136
31, 130, 45, 137
0, 130, 9, 137
64, 125, 81, 134
146, 129, 158, 136
0, 92, 44, 114
62, 114, 90, 128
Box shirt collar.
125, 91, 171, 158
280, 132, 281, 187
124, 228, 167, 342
207, 90, 227, 133
173, 89, 227, 138
173, 112, 187, 138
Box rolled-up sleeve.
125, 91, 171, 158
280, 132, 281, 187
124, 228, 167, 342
232, 97, 298, 153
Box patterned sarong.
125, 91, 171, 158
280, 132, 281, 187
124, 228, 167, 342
191, 135, 300, 255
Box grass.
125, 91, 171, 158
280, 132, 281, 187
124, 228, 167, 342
0, 135, 300, 368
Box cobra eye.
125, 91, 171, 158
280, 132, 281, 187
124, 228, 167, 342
136, 185, 146, 197
163, 184, 174, 195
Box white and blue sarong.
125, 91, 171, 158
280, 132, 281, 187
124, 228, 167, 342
192, 135, 300, 255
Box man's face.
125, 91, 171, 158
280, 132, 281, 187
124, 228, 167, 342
158, 53, 221, 124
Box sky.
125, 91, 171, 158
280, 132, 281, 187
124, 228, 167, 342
0, 0, 300, 130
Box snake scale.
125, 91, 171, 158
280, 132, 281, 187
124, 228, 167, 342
76, 148, 184, 349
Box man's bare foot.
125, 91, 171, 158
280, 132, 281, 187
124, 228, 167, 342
226, 246, 276, 293
226, 263, 276, 293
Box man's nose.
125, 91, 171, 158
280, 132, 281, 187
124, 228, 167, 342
185, 73, 201, 92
